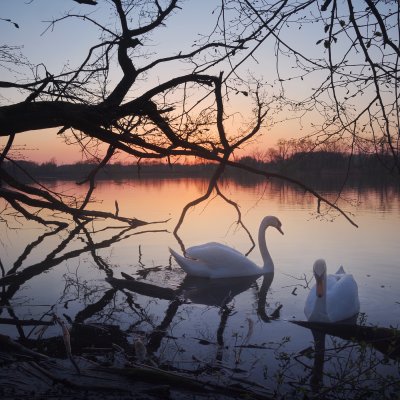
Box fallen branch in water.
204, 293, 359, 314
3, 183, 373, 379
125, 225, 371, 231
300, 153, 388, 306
101, 362, 274, 399
0, 317, 53, 326
53, 314, 81, 374
292, 320, 400, 360
0, 333, 49, 360
25, 360, 133, 394
106, 274, 176, 301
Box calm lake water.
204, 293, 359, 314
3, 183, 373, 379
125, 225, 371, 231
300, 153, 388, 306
1, 177, 399, 398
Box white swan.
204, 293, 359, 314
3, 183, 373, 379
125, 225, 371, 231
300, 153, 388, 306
169, 216, 283, 278
304, 259, 360, 323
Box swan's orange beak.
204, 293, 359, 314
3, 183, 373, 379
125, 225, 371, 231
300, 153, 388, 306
316, 275, 325, 298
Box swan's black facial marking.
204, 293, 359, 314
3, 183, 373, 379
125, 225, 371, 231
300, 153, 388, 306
313, 259, 327, 278
274, 218, 284, 235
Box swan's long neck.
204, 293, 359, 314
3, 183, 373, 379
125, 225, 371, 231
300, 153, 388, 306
310, 274, 329, 322
258, 222, 274, 272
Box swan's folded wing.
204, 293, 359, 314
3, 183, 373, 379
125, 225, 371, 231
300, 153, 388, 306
186, 242, 248, 269
327, 273, 357, 293
327, 273, 360, 319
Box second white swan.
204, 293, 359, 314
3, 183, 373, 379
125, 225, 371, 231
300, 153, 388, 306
169, 215, 283, 278
304, 259, 360, 323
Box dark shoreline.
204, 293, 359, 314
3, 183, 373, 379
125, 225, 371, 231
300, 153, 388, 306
4, 151, 399, 181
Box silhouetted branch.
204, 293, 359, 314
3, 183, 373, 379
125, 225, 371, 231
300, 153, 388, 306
215, 184, 255, 254
0, 223, 136, 300
9, 225, 66, 275
0, 185, 149, 227
173, 159, 228, 249
0, 132, 14, 167
0, 318, 53, 326
74, 289, 117, 323
73, 0, 97, 5
225, 159, 359, 228
77, 145, 116, 210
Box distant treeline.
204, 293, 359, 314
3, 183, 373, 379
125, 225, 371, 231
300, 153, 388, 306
3, 151, 398, 186
240, 151, 397, 176
3, 159, 217, 180
238, 151, 399, 187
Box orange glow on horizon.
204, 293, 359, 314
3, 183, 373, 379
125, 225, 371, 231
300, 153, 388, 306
1, 123, 292, 165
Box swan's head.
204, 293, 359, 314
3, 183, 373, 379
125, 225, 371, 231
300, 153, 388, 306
313, 259, 327, 298
262, 216, 284, 235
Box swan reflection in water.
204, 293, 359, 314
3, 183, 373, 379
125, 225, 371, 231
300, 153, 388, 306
307, 314, 359, 393
176, 272, 276, 363
178, 272, 275, 320
296, 299, 399, 395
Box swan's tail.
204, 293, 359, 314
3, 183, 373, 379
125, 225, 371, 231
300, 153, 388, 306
169, 247, 190, 272
336, 265, 345, 274
169, 247, 206, 277
169, 247, 182, 261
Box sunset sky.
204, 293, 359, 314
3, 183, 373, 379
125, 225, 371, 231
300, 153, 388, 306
1, 1, 340, 164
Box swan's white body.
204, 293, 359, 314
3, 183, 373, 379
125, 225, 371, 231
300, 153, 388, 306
304, 259, 360, 323
169, 216, 283, 279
